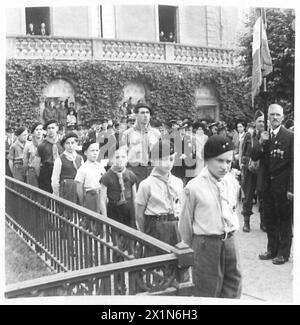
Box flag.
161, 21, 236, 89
251, 8, 273, 107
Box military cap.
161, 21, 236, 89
204, 135, 234, 159
43, 119, 58, 130
60, 131, 78, 147
254, 110, 264, 121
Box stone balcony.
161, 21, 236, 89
6, 36, 235, 68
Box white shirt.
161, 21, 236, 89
178, 167, 240, 246
74, 159, 106, 192
271, 125, 281, 137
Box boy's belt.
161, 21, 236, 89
146, 213, 178, 222
196, 231, 235, 241
13, 159, 23, 165
86, 189, 101, 195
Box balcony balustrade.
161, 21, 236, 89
7, 36, 235, 67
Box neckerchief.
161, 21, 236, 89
151, 168, 179, 213
111, 165, 126, 202
45, 135, 60, 161
205, 167, 237, 232
63, 150, 80, 171
15, 139, 26, 151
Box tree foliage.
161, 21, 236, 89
238, 8, 295, 119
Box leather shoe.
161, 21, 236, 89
272, 256, 288, 265
243, 222, 250, 232
259, 251, 275, 260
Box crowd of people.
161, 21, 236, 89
5, 101, 294, 298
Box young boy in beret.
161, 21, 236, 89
100, 145, 137, 228
8, 126, 28, 182
75, 139, 106, 213
51, 132, 84, 203
23, 122, 44, 187
179, 135, 242, 298
136, 139, 183, 248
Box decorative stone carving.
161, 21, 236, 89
14, 37, 92, 60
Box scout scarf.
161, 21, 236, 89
45, 135, 60, 161
206, 168, 239, 232
151, 168, 179, 213
111, 165, 127, 203
62, 150, 81, 171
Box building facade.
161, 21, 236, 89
6, 5, 243, 126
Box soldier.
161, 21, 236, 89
240, 110, 265, 232
179, 135, 241, 298
255, 104, 294, 265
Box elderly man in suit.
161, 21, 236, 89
252, 104, 293, 265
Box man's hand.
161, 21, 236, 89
259, 131, 269, 144
287, 191, 293, 200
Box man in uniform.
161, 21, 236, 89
121, 103, 160, 188
254, 104, 293, 265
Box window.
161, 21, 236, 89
25, 7, 50, 36
158, 5, 178, 43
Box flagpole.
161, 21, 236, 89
262, 78, 268, 131
260, 8, 268, 131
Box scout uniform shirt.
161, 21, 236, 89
178, 166, 240, 247
122, 124, 160, 166
135, 169, 183, 217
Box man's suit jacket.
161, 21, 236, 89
252, 126, 293, 194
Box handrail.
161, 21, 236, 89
5, 254, 179, 298
5, 176, 194, 296
5, 176, 177, 254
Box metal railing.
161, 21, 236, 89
5, 176, 194, 297
6, 36, 235, 67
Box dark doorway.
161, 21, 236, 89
196, 105, 219, 121
158, 5, 177, 43
25, 7, 50, 36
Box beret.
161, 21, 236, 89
43, 119, 58, 130
31, 122, 43, 134
15, 126, 27, 136
204, 135, 234, 159
150, 139, 175, 160
254, 110, 264, 121
133, 102, 153, 115
82, 138, 98, 154
60, 131, 78, 147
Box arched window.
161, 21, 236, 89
195, 86, 219, 121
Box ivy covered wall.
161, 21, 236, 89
6, 59, 252, 129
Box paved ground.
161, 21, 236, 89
236, 203, 293, 303
5, 202, 293, 303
